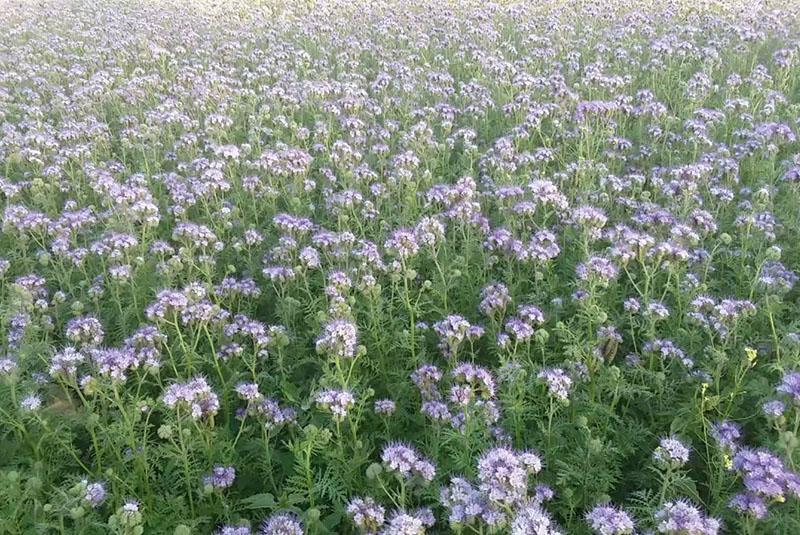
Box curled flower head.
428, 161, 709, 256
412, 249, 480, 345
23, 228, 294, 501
709, 421, 741, 453
203, 465, 235, 490
585, 504, 634, 535
654, 499, 719, 535
162, 377, 220, 420
315, 389, 355, 421
762, 399, 785, 418
259, 512, 304, 535
653, 436, 691, 468
728, 492, 768, 520
381, 442, 436, 482
537, 368, 572, 401
777, 371, 800, 405
374, 399, 396, 415
315, 318, 358, 359
510, 502, 562, 535
83, 481, 107, 508
477, 447, 542, 505
348, 496, 386, 534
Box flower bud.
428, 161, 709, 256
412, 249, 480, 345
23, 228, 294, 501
366, 463, 383, 480
766, 245, 782, 260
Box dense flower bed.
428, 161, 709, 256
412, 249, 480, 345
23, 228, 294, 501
2, 0, 800, 533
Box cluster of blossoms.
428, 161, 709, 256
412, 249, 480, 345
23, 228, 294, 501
381, 443, 436, 483
479, 283, 511, 320
234, 383, 296, 428
203, 465, 236, 490
258, 512, 304, 535
412, 363, 502, 435
378, 509, 435, 535
477, 447, 543, 505
777, 371, 800, 405
432, 315, 484, 359
4, 0, 800, 532
758, 261, 798, 294
65, 316, 105, 347
710, 421, 742, 454
653, 436, 691, 469
440, 446, 554, 532
585, 504, 635, 535
347, 496, 386, 534
315, 319, 358, 359
162, 377, 220, 420
347, 498, 434, 535
502, 304, 546, 345
654, 500, 720, 534
730, 448, 800, 511
83, 480, 107, 508
315, 389, 356, 421
537, 368, 573, 401
686, 297, 756, 338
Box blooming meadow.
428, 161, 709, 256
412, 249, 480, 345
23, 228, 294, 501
2, 0, 800, 533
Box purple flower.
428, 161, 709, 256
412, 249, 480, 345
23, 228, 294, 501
83, 481, 107, 507
759, 261, 798, 294
421, 401, 451, 422
762, 400, 785, 418
576, 256, 619, 285
315, 389, 355, 421
653, 436, 691, 468
384, 229, 419, 260
477, 447, 542, 505
504, 318, 535, 342
777, 371, 800, 404
65, 316, 105, 347
235, 383, 262, 402
246, 397, 296, 429
537, 368, 572, 401
217, 526, 252, 535
162, 377, 220, 420
381, 442, 436, 482
440, 477, 495, 526
433, 315, 483, 359
646, 302, 670, 319
732, 448, 800, 501
146, 289, 190, 321
374, 399, 396, 415
654, 499, 720, 534
709, 421, 741, 453
623, 298, 641, 313
90, 347, 141, 382
728, 492, 768, 519
510, 502, 562, 535
49, 347, 85, 377
259, 512, 304, 535
516, 305, 545, 326
379, 511, 425, 535
571, 205, 608, 240
203, 465, 235, 490
316, 319, 358, 359
20, 394, 42, 412
411, 365, 442, 400
451, 363, 495, 400
347, 496, 386, 533
479, 283, 511, 318
585, 504, 635, 535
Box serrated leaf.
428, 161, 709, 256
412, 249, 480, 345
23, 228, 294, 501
240, 493, 275, 510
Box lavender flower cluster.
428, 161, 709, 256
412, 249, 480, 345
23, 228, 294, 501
3, 0, 800, 533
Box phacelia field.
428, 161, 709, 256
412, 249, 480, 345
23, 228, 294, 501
2, 0, 800, 533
